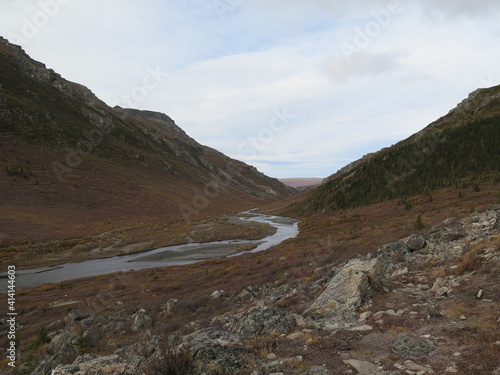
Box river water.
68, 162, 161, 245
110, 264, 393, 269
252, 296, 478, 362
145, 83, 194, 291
2, 213, 299, 292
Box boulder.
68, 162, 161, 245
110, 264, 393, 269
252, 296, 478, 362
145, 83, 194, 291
187, 327, 246, 373
65, 310, 90, 323
131, 309, 151, 331
226, 305, 295, 339
211, 290, 225, 299
166, 298, 179, 313
304, 259, 387, 327
344, 359, 379, 375
403, 234, 426, 252
375, 241, 409, 264
48, 331, 79, 361
391, 336, 437, 359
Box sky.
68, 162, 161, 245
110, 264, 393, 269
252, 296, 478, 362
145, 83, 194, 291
1, 1, 499, 178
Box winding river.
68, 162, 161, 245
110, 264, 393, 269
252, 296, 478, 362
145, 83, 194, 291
2, 213, 299, 292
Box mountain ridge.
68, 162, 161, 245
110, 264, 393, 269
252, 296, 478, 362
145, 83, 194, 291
0, 37, 294, 246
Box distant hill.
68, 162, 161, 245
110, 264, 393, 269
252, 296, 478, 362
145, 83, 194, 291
0, 37, 294, 243
293, 85, 500, 215
279, 178, 324, 189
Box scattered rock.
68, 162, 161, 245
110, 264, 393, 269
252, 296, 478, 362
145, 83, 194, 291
166, 298, 179, 313
300, 365, 333, 374
435, 286, 451, 298
344, 359, 380, 375
287, 332, 305, 340
391, 267, 409, 278
445, 365, 458, 373
131, 309, 151, 331
426, 305, 443, 319
404, 360, 434, 373
403, 234, 426, 252
431, 278, 445, 292
391, 336, 437, 359
211, 290, 225, 299
65, 310, 90, 323
48, 331, 79, 361
51, 354, 134, 375
265, 356, 303, 373
226, 305, 295, 339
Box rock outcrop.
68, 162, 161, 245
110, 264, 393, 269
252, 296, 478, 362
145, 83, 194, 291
304, 258, 388, 329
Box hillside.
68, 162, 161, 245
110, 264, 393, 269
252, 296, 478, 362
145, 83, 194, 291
293, 85, 500, 215
0, 37, 293, 250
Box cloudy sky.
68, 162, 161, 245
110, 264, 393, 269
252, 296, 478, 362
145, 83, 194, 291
1, 1, 499, 178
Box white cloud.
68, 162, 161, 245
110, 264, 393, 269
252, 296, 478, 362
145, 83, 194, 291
0, 0, 499, 178
322, 50, 406, 82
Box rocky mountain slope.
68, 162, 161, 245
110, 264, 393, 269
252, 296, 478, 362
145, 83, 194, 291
0, 37, 293, 246
295, 85, 500, 214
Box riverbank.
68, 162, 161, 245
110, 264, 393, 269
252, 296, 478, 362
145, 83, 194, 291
1, 213, 299, 291
0, 213, 277, 271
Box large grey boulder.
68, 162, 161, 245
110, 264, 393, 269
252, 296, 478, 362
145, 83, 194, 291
226, 305, 296, 339
403, 234, 426, 252
304, 258, 387, 328
391, 336, 437, 359
186, 327, 246, 373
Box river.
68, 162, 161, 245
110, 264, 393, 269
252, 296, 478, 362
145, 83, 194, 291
1, 212, 299, 292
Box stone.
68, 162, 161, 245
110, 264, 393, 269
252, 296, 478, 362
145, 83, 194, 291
359, 311, 372, 321
131, 309, 151, 331
431, 278, 445, 292
267, 353, 277, 360
344, 359, 379, 375
51, 354, 134, 375
391, 267, 409, 278
211, 290, 225, 299
287, 332, 305, 340
404, 360, 433, 373
404, 234, 426, 252
265, 356, 304, 373
426, 305, 443, 319
375, 241, 409, 264
391, 336, 437, 359
435, 286, 451, 298
227, 305, 296, 339
476, 289, 484, 299
166, 298, 179, 313
300, 366, 333, 375
48, 331, 79, 362
445, 365, 458, 373
65, 310, 90, 323
304, 259, 388, 327
186, 326, 241, 348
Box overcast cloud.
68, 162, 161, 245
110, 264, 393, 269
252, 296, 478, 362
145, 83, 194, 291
1, 0, 499, 178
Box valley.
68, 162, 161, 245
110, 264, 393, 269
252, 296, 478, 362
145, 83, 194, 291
0, 36, 499, 375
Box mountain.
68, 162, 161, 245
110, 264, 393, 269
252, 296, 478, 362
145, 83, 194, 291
0, 37, 294, 244
279, 178, 324, 189
293, 85, 500, 214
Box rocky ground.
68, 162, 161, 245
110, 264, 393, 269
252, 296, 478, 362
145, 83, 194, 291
18, 207, 500, 374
